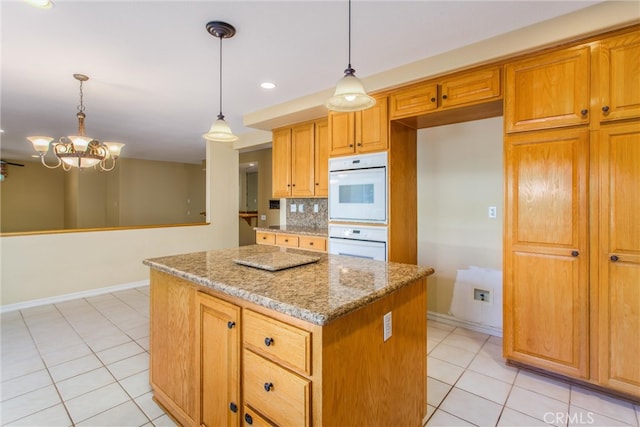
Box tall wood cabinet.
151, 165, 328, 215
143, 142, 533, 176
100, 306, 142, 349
504, 28, 640, 397
272, 118, 328, 198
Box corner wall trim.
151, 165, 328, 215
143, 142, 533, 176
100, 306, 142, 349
0, 280, 150, 314
427, 311, 503, 338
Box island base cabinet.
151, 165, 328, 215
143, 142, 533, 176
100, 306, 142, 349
149, 272, 428, 426
149, 270, 198, 427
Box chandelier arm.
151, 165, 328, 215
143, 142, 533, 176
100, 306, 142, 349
98, 157, 117, 172
39, 155, 62, 169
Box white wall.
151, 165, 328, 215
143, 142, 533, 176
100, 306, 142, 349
0, 142, 238, 307
417, 117, 503, 327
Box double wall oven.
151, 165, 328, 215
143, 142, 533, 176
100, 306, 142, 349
328, 152, 388, 261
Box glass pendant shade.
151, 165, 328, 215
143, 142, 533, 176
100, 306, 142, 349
104, 142, 125, 157
325, 71, 376, 112
61, 157, 101, 168
27, 136, 54, 153
68, 135, 92, 152
203, 116, 239, 142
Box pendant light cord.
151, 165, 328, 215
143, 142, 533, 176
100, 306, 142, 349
218, 35, 224, 119
347, 0, 352, 70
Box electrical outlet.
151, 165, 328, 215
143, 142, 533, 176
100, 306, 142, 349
314, 204, 319, 213
474, 288, 490, 302
383, 312, 392, 341
260, 214, 266, 221
298, 204, 304, 213
290, 204, 297, 213
488, 206, 497, 218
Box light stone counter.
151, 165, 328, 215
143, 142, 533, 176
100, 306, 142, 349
143, 244, 433, 325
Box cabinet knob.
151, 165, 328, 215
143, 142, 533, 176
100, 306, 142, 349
292, 184, 296, 187
357, 143, 362, 146
602, 105, 610, 113
244, 413, 253, 425
229, 402, 238, 413
442, 94, 448, 100
571, 251, 579, 257
309, 242, 314, 246
262, 236, 267, 240
430, 97, 436, 103
264, 337, 274, 346
580, 109, 588, 116
610, 255, 619, 262
287, 184, 290, 187
349, 144, 354, 148
227, 321, 236, 329
264, 382, 274, 392
315, 182, 319, 186
284, 239, 288, 242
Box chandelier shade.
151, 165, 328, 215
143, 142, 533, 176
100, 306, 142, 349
203, 21, 238, 143
325, 0, 376, 112
27, 74, 124, 172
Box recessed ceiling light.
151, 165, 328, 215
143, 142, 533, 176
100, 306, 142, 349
260, 82, 276, 89
24, 0, 54, 8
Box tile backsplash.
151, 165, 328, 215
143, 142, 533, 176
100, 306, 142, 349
286, 198, 328, 229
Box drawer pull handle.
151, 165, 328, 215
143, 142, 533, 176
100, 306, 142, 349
571, 251, 579, 257
229, 402, 238, 413
262, 236, 267, 240
264, 382, 274, 392
264, 337, 274, 346
309, 242, 314, 246
227, 321, 236, 329
284, 239, 289, 242
611, 255, 619, 262
244, 413, 253, 425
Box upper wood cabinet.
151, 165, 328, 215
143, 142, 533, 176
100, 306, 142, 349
328, 95, 388, 156
594, 31, 640, 123
314, 118, 329, 196
272, 119, 328, 198
389, 66, 502, 120
505, 46, 590, 133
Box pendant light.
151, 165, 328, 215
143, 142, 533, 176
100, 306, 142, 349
203, 21, 238, 142
325, 0, 376, 112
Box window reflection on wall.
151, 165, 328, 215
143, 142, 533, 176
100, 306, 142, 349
0, 158, 206, 233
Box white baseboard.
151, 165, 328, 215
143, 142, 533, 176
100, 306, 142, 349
0, 280, 150, 314
427, 311, 503, 338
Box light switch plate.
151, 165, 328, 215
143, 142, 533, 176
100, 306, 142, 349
298, 204, 304, 213
260, 214, 266, 221
313, 204, 319, 213
290, 204, 297, 213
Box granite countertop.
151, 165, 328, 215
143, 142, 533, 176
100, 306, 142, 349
143, 245, 433, 326
253, 225, 328, 237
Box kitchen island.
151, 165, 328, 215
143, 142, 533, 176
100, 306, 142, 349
144, 244, 434, 427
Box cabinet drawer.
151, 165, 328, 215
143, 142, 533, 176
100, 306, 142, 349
243, 310, 311, 375
243, 405, 275, 427
275, 234, 299, 248
256, 232, 276, 245
243, 350, 310, 427
298, 236, 327, 252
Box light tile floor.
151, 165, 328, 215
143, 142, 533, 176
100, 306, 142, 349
1, 286, 639, 426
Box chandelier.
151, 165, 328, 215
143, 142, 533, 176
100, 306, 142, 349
27, 74, 124, 171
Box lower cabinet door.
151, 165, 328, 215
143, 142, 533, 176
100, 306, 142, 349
197, 292, 241, 427
243, 350, 310, 427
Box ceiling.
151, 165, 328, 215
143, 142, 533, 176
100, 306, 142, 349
1, 0, 606, 165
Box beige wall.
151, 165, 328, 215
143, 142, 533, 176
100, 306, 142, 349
0, 142, 238, 307
0, 160, 65, 232
238, 148, 278, 246
417, 117, 503, 318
